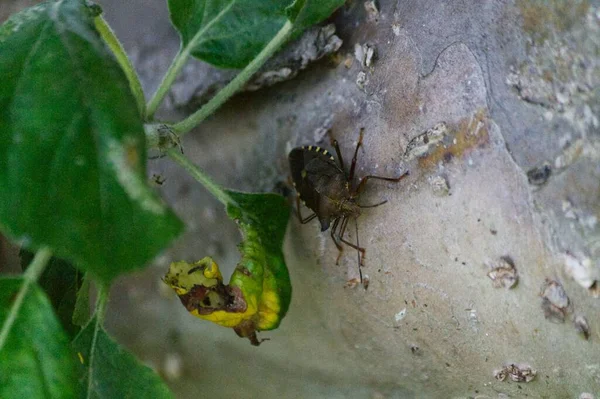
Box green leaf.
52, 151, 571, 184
72, 274, 91, 328
168, 0, 290, 68
20, 250, 83, 337
0, 0, 183, 282
0, 278, 78, 399
73, 317, 173, 399
164, 191, 291, 345
286, 0, 345, 32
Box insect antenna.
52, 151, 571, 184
358, 200, 388, 208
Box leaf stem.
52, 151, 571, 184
94, 15, 146, 119
146, 0, 237, 119
172, 20, 294, 135
0, 247, 52, 352
167, 149, 235, 207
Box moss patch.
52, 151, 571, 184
417, 109, 490, 169
517, 0, 590, 43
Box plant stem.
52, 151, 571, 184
146, 1, 237, 119
85, 282, 110, 399
146, 47, 185, 119
93, 282, 110, 325
94, 15, 146, 119
172, 21, 294, 135
0, 247, 52, 352
167, 149, 235, 207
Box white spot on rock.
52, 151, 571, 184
162, 352, 183, 381
364, 1, 379, 22
564, 252, 598, 289
429, 175, 450, 197
394, 308, 407, 322
356, 71, 368, 89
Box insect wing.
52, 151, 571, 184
289, 148, 340, 214
304, 156, 343, 195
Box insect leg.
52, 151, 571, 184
335, 217, 349, 264
348, 128, 364, 182
330, 136, 347, 175
353, 170, 409, 197
296, 195, 317, 224
329, 218, 344, 264
358, 200, 388, 208
338, 216, 366, 266
338, 215, 350, 239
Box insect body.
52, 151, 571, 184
288, 129, 408, 281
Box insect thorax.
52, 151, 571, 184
323, 196, 360, 219
338, 198, 361, 219
314, 195, 360, 232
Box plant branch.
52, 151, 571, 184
146, 0, 237, 119
0, 247, 52, 352
94, 15, 146, 119
167, 149, 235, 207
172, 20, 294, 135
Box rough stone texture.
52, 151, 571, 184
2, 0, 600, 397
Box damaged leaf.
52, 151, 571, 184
164, 191, 291, 345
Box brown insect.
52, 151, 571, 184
288, 129, 408, 281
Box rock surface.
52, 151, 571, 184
3, 0, 599, 397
